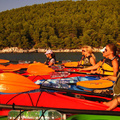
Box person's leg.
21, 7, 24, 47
103, 97, 120, 110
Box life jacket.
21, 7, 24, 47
45, 58, 52, 65
113, 72, 120, 98
97, 56, 118, 75
45, 57, 56, 66
81, 55, 92, 68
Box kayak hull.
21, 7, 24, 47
0, 91, 120, 116
67, 114, 120, 120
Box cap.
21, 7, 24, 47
100, 47, 106, 53
45, 50, 53, 55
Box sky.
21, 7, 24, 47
0, 0, 64, 12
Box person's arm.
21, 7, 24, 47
101, 76, 117, 81
79, 61, 101, 71
48, 62, 53, 66
90, 57, 96, 66
44, 61, 47, 64
112, 58, 119, 77
78, 60, 82, 66
78, 56, 84, 66
48, 58, 55, 67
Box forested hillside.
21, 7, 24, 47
0, 0, 120, 50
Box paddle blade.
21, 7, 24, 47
0, 73, 40, 93
0, 63, 30, 72
27, 63, 55, 75
64, 62, 78, 67
0, 64, 6, 69
77, 79, 113, 89
0, 59, 9, 63
3, 63, 30, 72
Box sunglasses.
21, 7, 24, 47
82, 50, 86, 52
103, 49, 107, 53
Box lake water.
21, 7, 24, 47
0, 52, 103, 63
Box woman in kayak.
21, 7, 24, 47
78, 45, 96, 68
44, 50, 56, 67
79, 43, 119, 77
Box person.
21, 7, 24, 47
44, 50, 56, 67
103, 96, 120, 111
78, 45, 96, 68
103, 72, 120, 110
79, 44, 119, 78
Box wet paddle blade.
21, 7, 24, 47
0, 73, 40, 93
27, 63, 55, 75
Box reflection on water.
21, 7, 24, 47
8, 110, 63, 120
0, 52, 103, 63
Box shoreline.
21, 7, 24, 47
0, 47, 102, 53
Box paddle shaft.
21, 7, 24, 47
1, 104, 120, 115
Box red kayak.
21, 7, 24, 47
27, 73, 94, 82
18, 70, 99, 82
0, 91, 120, 116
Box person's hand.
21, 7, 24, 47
78, 68, 82, 71
101, 76, 109, 80
90, 70, 96, 74
91, 70, 100, 74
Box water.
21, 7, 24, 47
0, 52, 103, 63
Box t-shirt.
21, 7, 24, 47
50, 58, 56, 64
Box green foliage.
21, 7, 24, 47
0, 0, 120, 49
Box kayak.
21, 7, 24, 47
0, 91, 120, 116
34, 74, 100, 90
0, 72, 99, 93
22, 71, 100, 82
0, 116, 7, 120
67, 114, 120, 120
18, 62, 102, 77
0, 73, 118, 116
62, 61, 116, 76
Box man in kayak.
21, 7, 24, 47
78, 45, 96, 68
44, 50, 56, 67
79, 43, 119, 77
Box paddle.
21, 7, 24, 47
0, 59, 9, 63
76, 79, 113, 89
63, 61, 92, 68
64, 62, 79, 67
27, 63, 55, 75
0, 73, 40, 93
0, 59, 32, 63
0, 63, 30, 72
69, 71, 109, 77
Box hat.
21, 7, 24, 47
100, 47, 106, 53
45, 50, 53, 55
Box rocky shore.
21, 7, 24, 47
0, 47, 102, 53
